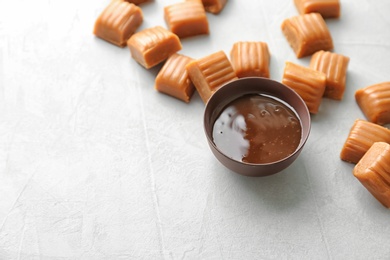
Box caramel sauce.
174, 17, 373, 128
212, 94, 302, 164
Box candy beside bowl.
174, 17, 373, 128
203, 77, 311, 177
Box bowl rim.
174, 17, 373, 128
203, 76, 311, 168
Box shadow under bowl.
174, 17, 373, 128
204, 77, 311, 177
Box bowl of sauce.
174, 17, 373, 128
204, 77, 311, 177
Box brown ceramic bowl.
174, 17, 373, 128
204, 77, 311, 177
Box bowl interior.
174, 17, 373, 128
204, 77, 311, 176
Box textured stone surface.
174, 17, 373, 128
0, 0, 390, 259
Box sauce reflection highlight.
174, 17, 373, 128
212, 94, 302, 164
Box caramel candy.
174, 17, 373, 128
187, 0, 227, 14
164, 1, 209, 38
310, 50, 350, 100
354, 142, 390, 208
127, 26, 182, 69
155, 53, 195, 103
124, 0, 150, 5
282, 62, 326, 114
340, 119, 390, 164
355, 82, 390, 125
230, 41, 271, 78
294, 0, 340, 18
93, 0, 143, 47
186, 51, 237, 103
281, 13, 333, 58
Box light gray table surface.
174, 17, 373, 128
0, 0, 389, 259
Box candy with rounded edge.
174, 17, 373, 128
355, 82, 390, 125
310, 50, 350, 100
230, 41, 271, 78
127, 26, 182, 69
164, 1, 209, 38
354, 142, 390, 208
282, 61, 326, 114
94, 0, 143, 47
340, 119, 390, 164
187, 0, 227, 14
281, 13, 333, 58
294, 0, 340, 18
155, 53, 195, 103
186, 51, 237, 103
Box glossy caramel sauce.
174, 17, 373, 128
212, 94, 302, 164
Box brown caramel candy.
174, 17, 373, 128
164, 1, 209, 38
124, 0, 150, 5
186, 51, 237, 103
230, 41, 271, 78
281, 13, 333, 58
354, 142, 390, 208
294, 0, 340, 18
127, 26, 182, 69
187, 0, 227, 14
355, 82, 390, 125
340, 119, 390, 164
310, 50, 350, 100
155, 53, 195, 103
282, 62, 326, 114
94, 0, 143, 47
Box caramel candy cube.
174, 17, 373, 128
93, 0, 143, 47
164, 1, 209, 38
310, 50, 350, 100
186, 51, 237, 103
294, 0, 340, 18
281, 13, 333, 58
127, 26, 182, 69
230, 41, 271, 78
354, 142, 390, 208
340, 119, 390, 164
282, 62, 326, 114
155, 53, 195, 103
355, 82, 390, 125
124, 0, 150, 5
187, 0, 227, 14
